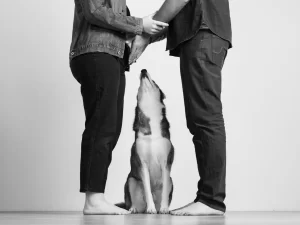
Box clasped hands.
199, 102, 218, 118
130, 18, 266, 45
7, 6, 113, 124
128, 12, 168, 65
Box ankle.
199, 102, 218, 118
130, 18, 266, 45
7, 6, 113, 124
85, 192, 105, 205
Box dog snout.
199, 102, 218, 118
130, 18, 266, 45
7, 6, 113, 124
140, 69, 148, 79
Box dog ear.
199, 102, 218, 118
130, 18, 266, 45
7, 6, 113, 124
153, 80, 166, 102
160, 89, 166, 102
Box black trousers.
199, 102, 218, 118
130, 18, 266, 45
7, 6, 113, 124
70, 52, 126, 193
179, 30, 229, 212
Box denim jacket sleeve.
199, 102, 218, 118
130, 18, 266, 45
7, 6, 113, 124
79, 0, 143, 35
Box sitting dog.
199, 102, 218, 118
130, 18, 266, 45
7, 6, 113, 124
121, 69, 175, 214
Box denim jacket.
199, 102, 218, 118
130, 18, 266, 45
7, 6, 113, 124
69, 0, 143, 62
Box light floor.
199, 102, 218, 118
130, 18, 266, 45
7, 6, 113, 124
0, 212, 300, 225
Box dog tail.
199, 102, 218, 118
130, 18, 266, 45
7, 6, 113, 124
115, 202, 127, 209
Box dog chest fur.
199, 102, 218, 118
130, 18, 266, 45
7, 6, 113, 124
136, 137, 171, 182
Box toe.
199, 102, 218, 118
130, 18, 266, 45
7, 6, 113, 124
170, 210, 180, 216
122, 210, 130, 215
173, 210, 188, 216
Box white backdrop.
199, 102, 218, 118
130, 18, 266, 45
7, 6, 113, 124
0, 0, 299, 211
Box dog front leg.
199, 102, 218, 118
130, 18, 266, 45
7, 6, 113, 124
140, 162, 157, 214
159, 167, 172, 214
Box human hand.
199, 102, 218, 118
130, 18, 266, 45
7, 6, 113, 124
142, 12, 169, 35
129, 35, 150, 65
126, 32, 136, 49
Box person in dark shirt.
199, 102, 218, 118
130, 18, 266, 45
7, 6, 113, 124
129, 0, 232, 216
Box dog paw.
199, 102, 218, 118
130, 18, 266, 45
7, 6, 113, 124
129, 207, 138, 214
146, 208, 157, 214
159, 208, 169, 214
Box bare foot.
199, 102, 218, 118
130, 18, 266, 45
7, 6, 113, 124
170, 202, 224, 216
83, 192, 130, 215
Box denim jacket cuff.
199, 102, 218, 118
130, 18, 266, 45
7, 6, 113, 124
135, 18, 143, 35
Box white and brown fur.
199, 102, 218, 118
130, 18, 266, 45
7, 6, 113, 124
119, 69, 174, 214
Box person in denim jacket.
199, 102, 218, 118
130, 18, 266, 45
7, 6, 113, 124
69, 0, 168, 215
129, 0, 232, 216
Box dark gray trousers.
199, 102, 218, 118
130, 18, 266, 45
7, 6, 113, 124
70, 52, 126, 193
179, 29, 229, 212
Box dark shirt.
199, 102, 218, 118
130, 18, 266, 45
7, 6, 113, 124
166, 0, 232, 57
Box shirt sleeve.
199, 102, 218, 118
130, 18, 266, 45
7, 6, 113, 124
153, 0, 191, 23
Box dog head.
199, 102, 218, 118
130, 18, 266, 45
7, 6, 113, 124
137, 69, 166, 106
133, 69, 170, 137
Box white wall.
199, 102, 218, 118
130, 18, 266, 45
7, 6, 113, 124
0, 0, 299, 211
